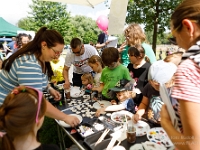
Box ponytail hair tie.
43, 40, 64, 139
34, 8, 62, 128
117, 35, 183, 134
11, 87, 26, 95
11, 89, 19, 95
0, 131, 6, 137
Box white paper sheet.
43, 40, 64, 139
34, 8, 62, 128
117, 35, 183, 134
108, 0, 129, 35
107, 36, 118, 47
159, 84, 179, 131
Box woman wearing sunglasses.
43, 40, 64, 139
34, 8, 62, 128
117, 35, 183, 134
161, 0, 200, 149
0, 86, 60, 150
0, 27, 80, 127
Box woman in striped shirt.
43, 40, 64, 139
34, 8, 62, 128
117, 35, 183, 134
161, 0, 200, 149
0, 27, 80, 127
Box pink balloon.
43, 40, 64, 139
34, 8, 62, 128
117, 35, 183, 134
96, 15, 108, 31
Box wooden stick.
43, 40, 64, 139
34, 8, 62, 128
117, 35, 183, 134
95, 129, 110, 146
96, 100, 101, 106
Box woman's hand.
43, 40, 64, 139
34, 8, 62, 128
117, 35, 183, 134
118, 42, 126, 53
160, 104, 172, 128
49, 88, 61, 101
63, 81, 70, 90
63, 115, 80, 127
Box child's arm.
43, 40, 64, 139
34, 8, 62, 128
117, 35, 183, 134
133, 96, 149, 123
111, 100, 117, 105
95, 105, 125, 117
92, 82, 104, 93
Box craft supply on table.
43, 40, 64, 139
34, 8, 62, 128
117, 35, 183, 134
111, 110, 133, 124
132, 120, 150, 137
147, 127, 173, 147
93, 100, 112, 109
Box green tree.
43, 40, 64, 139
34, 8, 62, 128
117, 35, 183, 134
126, 0, 182, 54
70, 15, 100, 44
145, 31, 171, 45
17, 18, 35, 31
18, 0, 73, 44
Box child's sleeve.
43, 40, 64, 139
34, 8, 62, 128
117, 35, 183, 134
124, 67, 132, 80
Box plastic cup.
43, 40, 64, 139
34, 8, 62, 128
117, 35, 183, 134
64, 89, 70, 99
126, 123, 136, 143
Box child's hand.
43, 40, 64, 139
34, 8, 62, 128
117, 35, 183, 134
132, 113, 141, 123
95, 108, 105, 117
111, 100, 117, 105
86, 84, 92, 90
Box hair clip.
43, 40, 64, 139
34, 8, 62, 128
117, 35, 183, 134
0, 131, 6, 137
11, 89, 19, 95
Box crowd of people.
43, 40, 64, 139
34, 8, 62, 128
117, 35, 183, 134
0, 0, 200, 149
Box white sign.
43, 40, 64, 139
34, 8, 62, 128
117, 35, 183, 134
108, 0, 129, 35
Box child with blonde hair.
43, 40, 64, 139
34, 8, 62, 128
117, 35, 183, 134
81, 73, 94, 93
95, 79, 136, 116
88, 55, 104, 89
88, 55, 105, 99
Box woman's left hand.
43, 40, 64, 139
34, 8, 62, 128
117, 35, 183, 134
49, 88, 61, 101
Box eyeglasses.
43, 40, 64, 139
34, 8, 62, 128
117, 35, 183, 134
168, 37, 177, 45
170, 19, 198, 45
51, 47, 63, 56
71, 45, 82, 54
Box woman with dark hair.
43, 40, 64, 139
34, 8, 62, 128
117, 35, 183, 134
0, 27, 79, 127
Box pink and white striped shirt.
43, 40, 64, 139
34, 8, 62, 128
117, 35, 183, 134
172, 59, 200, 103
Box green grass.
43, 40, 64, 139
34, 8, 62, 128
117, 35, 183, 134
38, 117, 74, 148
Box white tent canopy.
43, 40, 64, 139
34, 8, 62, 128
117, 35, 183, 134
42, 0, 128, 34
42, 0, 106, 8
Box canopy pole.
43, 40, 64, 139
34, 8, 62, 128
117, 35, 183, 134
86, 0, 94, 8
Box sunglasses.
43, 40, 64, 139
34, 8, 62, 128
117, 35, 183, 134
168, 37, 177, 45
71, 45, 82, 54
51, 47, 63, 56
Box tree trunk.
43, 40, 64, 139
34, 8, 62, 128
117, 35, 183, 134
152, 0, 161, 55
152, 20, 158, 55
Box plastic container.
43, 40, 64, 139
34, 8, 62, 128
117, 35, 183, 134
93, 139, 117, 150
98, 116, 121, 131
88, 118, 106, 132
84, 130, 112, 149
76, 123, 98, 138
